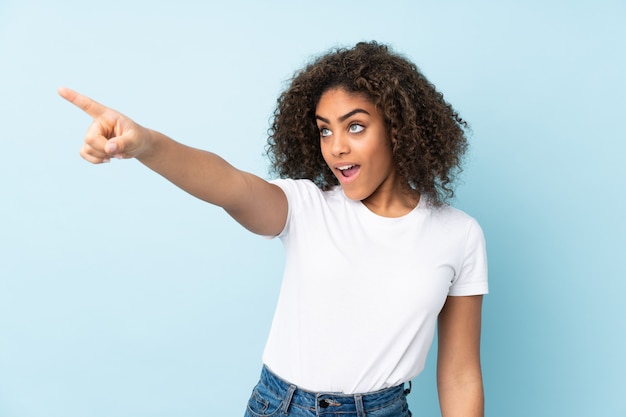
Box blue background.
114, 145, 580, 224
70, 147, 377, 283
1, 1, 624, 416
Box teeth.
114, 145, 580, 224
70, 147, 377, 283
337, 165, 354, 171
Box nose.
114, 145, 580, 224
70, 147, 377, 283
330, 132, 350, 157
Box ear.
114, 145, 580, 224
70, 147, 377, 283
390, 128, 398, 145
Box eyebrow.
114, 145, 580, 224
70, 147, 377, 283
315, 108, 371, 124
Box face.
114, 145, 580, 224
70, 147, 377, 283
316, 88, 400, 205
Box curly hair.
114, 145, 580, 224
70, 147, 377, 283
266, 41, 469, 206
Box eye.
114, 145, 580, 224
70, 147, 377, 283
349, 123, 364, 133
319, 127, 332, 137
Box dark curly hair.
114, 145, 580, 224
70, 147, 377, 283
266, 41, 469, 205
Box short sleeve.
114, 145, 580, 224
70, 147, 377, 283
448, 218, 489, 296
266, 178, 319, 239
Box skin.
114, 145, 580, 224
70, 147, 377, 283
315, 88, 419, 217
57, 87, 287, 236
438, 295, 485, 417
59, 86, 484, 417
316, 88, 484, 416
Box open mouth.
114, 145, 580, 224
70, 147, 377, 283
337, 164, 360, 178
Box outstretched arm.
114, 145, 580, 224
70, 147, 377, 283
58, 87, 287, 236
437, 295, 485, 417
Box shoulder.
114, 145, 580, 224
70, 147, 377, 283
422, 203, 489, 294
270, 180, 347, 238
271, 178, 319, 196
419, 203, 487, 256
426, 203, 482, 232
270, 179, 343, 205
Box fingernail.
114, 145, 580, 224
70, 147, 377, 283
102, 158, 111, 163
106, 141, 118, 154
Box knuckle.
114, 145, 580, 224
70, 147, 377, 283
84, 135, 98, 146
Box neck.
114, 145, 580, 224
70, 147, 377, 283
362, 185, 420, 218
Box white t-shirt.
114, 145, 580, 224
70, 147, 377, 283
262, 179, 488, 394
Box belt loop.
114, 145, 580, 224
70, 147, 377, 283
281, 384, 297, 415
355, 394, 364, 417
404, 381, 412, 395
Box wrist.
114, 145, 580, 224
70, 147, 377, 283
136, 128, 159, 161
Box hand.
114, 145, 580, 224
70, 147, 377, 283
58, 87, 152, 163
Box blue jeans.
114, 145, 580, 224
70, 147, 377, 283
244, 366, 412, 417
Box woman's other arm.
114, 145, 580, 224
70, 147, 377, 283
437, 295, 485, 417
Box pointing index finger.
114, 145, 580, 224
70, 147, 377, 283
57, 87, 108, 118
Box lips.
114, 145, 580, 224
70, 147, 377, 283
336, 164, 360, 179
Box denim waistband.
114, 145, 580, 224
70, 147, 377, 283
258, 365, 410, 415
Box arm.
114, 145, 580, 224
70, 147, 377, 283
437, 295, 484, 417
58, 87, 287, 236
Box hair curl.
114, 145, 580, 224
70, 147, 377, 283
266, 41, 469, 205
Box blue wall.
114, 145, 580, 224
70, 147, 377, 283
1, 1, 624, 416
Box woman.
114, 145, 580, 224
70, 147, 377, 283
60, 41, 488, 417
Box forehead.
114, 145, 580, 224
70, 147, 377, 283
315, 88, 375, 113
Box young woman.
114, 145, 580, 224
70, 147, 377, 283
59, 41, 488, 417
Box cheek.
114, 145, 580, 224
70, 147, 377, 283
319, 141, 332, 165
373, 147, 396, 178
367, 139, 392, 162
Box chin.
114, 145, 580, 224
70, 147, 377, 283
341, 187, 368, 202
